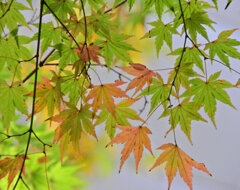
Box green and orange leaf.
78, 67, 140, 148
27, 75, 63, 118
150, 143, 211, 190
52, 103, 97, 159
118, 63, 157, 96
107, 125, 154, 173
85, 80, 129, 119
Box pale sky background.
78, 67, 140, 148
19, 0, 240, 190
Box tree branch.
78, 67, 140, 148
104, 0, 127, 14
0, 0, 14, 20
13, 0, 44, 188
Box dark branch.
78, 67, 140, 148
104, 0, 127, 14
0, 0, 14, 19
13, 0, 44, 188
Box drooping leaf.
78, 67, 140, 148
107, 125, 154, 173
118, 63, 157, 96
150, 143, 211, 190
85, 80, 129, 119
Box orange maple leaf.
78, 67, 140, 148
0, 155, 29, 189
107, 125, 154, 173
149, 143, 212, 190
118, 63, 157, 96
85, 80, 129, 119
74, 44, 103, 66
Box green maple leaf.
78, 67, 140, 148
183, 11, 216, 42
204, 29, 240, 67
97, 33, 138, 67
95, 99, 143, 139
160, 97, 206, 144
46, 0, 75, 20
169, 47, 207, 73
138, 75, 170, 113
53, 103, 97, 153
0, 2, 31, 32
32, 22, 64, 55
187, 71, 235, 128
168, 62, 200, 94
0, 80, 28, 127
61, 71, 90, 104
142, 21, 178, 56
89, 8, 117, 39
49, 42, 79, 69
0, 34, 33, 77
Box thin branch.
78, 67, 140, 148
43, 0, 80, 48
0, 131, 29, 144
32, 130, 52, 147
187, 36, 240, 75
13, 0, 44, 188
20, 177, 30, 190
39, 49, 55, 67
104, 0, 127, 14
0, 0, 14, 19
23, 50, 55, 83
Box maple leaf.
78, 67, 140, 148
185, 71, 235, 128
0, 80, 28, 127
85, 80, 128, 119
74, 44, 104, 66
118, 63, 157, 96
97, 33, 138, 67
138, 74, 171, 113
107, 125, 154, 173
95, 99, 144, 139
204, 29, 240, 67
0, 155, 29, 189
160, 97, 207, 144
168, 62, 200, 94
27, 74, 62, 118
52, 103, 97, 158
150, 143, 211, 190
142, 20, 178, 56
177, 10, 216, 42
169, 47, 207, 73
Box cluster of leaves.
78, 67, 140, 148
0, 0, 239, 190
